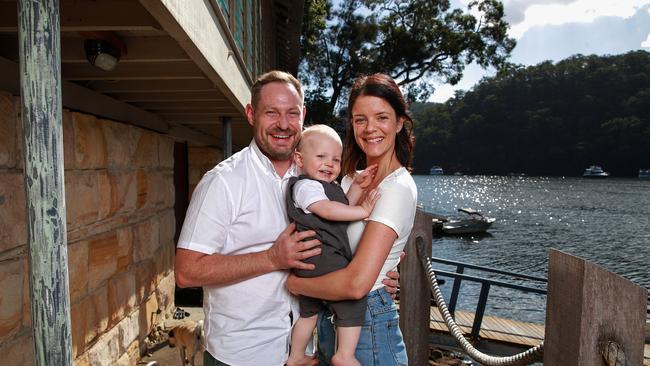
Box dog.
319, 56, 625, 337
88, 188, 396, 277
168, 320, 204, 366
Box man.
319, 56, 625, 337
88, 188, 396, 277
175, 71, 321, 366
175, 71, 401, 366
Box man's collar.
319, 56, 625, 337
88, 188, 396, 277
249, 140, 297, 179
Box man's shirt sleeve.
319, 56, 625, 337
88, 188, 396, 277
177, 173, 233, 254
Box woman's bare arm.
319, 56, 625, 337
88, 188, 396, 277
286, 221, 397, 301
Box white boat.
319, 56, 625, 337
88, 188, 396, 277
442, 208, 496, 235
430, 166, 444, 175
640, 169, 650, 179
582, 165, 609, 178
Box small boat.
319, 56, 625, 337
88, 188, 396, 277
430, 166, 444, 175
442, 208, 496, 235
582, 165, 609, 178
639, 169, 650, 179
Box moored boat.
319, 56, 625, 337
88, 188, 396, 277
442, 208, 495, 235
582, 165, 609, 178
639, 169, 650, 179
430, 166, 444, 175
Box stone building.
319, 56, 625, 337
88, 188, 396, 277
0, 0, 303, 365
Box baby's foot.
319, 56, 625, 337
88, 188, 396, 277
331, 353, 361, 366
286, 354, 317, 366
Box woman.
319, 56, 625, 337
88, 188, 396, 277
287, 73, 417, 365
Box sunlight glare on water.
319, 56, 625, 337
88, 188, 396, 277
415, 175, 650, 323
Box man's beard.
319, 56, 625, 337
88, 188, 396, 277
256, 137, 297, 161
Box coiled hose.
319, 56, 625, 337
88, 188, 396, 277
424, 257, 544, 365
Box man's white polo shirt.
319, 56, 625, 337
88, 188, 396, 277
177, 140, 299, 366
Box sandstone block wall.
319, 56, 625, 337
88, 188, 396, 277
0, 90, 177, 366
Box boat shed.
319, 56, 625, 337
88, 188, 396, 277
0, 0, 303, 364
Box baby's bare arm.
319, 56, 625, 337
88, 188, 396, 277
309, 189, 380, 221
308, 199, 371, 221
346, 164, 378, 205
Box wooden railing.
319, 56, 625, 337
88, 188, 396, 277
429, 257, 547, 339
400, 209, 648, 365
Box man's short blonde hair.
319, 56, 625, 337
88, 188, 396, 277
297, 124, 342, 152
251, 70, 304, 109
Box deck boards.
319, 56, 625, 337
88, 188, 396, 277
429, 308, 544, 346
428, 308, 650, 365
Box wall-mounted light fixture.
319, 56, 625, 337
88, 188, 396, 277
84, 39, 121, 71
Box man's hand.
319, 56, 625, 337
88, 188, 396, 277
383, 251, 406, 299
382, 270, 400, 299
267, 222, 321, 271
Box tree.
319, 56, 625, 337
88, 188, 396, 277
410, 51, 650, 176
298, 0, 516, 123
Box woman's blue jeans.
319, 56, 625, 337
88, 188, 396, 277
317, 288, 408, 366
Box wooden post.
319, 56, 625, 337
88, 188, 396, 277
222, 116, 232, 158
17, 0, 73, 365
400, 209, 433, 364
544, 249, 647, 365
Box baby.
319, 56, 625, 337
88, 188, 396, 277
286, 124, 379, 366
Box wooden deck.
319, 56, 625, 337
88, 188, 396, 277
429, 308, 650, 365
429, 308, 544, 347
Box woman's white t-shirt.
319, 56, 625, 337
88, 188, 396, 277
341, 167, 417, 291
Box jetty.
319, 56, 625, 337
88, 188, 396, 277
429, 309, 650, 365
401, 209, 650, 365
429, 309, 544, 348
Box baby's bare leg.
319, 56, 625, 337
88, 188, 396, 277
287, 315, 318, 366
331, 326, 361, 366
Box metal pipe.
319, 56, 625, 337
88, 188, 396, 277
448, 264, 464, 315
472, 283, 491, 338
432, 268, 547, 294
17, 1, 73, 365
222, 116, 232, 158
431, 256, 548, 283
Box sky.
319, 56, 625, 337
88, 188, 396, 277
430, 0, 650, 102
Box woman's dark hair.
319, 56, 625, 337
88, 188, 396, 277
342, 73, 414, 176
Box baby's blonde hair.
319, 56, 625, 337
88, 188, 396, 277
297, 124, 342, 151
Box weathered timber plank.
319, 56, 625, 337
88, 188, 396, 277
1, 0, 161, 32
18, 1, 73, 365
544, 249, 647, 365
401, 210, 435, 365
429, 308, 545, 348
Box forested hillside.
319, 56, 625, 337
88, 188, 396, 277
412, 51, 650, 176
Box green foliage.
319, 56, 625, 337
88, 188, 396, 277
298, 0, 515, 124
412, 51, 650, 176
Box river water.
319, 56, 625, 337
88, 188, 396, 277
414, 175, 650, 324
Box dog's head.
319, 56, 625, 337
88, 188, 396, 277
168, 329, 177, 348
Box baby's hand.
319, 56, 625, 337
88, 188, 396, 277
354, 164, 378, 189
361, 189, 380, 216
